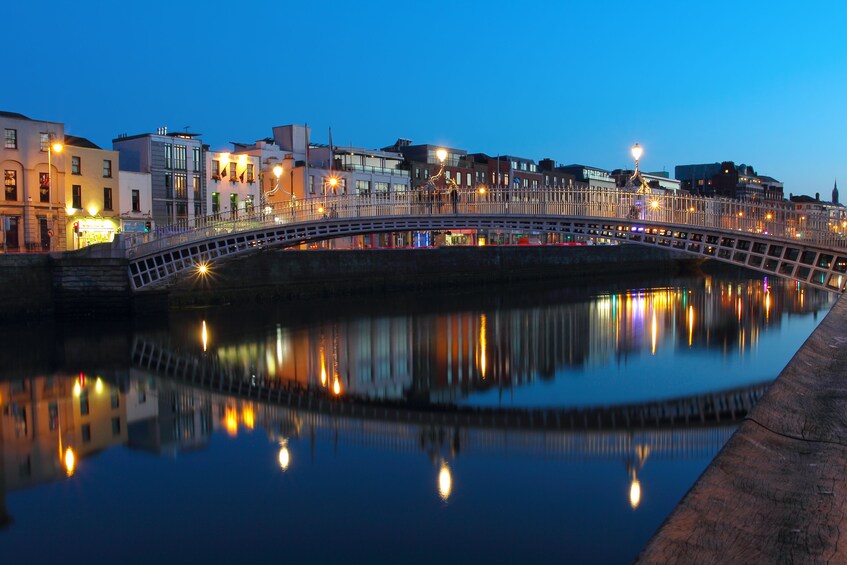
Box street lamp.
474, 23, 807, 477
47, 138, 63, 251
631, 143, 643, 173
263, 165, 283, 215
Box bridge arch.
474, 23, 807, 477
124, 189, 847, 292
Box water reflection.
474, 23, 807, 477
168, 274, 834, 408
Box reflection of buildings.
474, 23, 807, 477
0, 374, 127, 523
189, 275, 835, 404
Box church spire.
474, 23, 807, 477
833, 179, 839, 205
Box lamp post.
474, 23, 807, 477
263, 164, 283, 217
47, 138, 63, 251
631, 143, 643, 175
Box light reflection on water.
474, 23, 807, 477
0, 270, 836, 563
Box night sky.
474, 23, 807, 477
10, 0, 846, 196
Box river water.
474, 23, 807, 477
0, 267, 836, 564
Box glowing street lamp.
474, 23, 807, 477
47, 137, 63, 250
631, 143, 643, 173
263, 165, 284, 214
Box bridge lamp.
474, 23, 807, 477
273, 165, 283, 180
631, 143, 643, 165
436, 148, 447, 164
197, 262, 210, 276
650, 199, 660, 210
766, 213, 773, 221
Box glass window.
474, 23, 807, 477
309, 175, 315, 194
103, 159, 112, 177
132, 190, 140, 212
104, 187, 113, 210
4, 128, 17, 149
39, 133, 49, 151
72, 185, 82, 209
174, 173, 187, 199
39, 172, 49, 203
355, 180, 370, 195
247, 164, 254, 183
174, 145, 187, 169
193, 174, 200, 201
164, 173, 172, 198
375, 182, 389, 195
72, 156, 81, 175
211, 192, 220, 214
192, 146, 201, 172
4, 170, 17, 200
212, 160, 220, 178
164, 144, 172, 168
230, 193, 238, 212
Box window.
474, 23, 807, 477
393, 183, 406, 194
103, 187, 113, 211
174, 173, 187, 199
72, 185, 82, 209
81, 424, 91, 443
4, 170, 17, 200
211, 192, 220, 214
355, 180, 370, 195
212, 160, 220, 179
103, 159, 112, 177
375, 181, 389, 195
72, 156, 81, 175
164, 173, 172, 198
164, 144, 172, 168
39, 133, 49, 151
4, 128, 17, 149
466, 173, 472, 187
309, 175, 315, 194
193, 174, 200, 201
246, 164, 254, 183
39, 172, 50, 202
176, 202, 187, 219
80, 391, 90, 416
229, 162, 237, 181
192, 146, 201, 171
230, 193, 238, 215
131, 189, 140, 212
174, 145, 187, 169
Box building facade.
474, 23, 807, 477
118, 170, 153, 235
63, 136, 121, 250
0, 111, 66, 252
675, 161, 784, 201
113, 128, 206, 226
205, 150, 261, 216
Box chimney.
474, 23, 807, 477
815, 192, 820, 201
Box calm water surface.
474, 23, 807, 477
0, 269, 836, 564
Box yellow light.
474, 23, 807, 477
273, 165, 283, 178
220, 152, 230, 165
766, 213, 773, 220
73, 381, 82, 397
479, 314, 487, 379
197, 263, 209, 276
688, 305, 694, 347
225, 407, 238, 436
64, 447, 76, 477
318, 206, 324, 215
51, 142, 63, 153
95, 378, 103, 394
436, 148, 447, 163
242, 406, 255, 429
631, 143, 643, 162
87, 206, 99, 216
630, 478, 642, 509
651, 310, 657, 355
438, 462, 452, 501
238, 154, 247, 165
738, 211, 743, 217
66, 205, 76, 215
201, 320, 208, 352
478, 186, 486, 195
333, 378, 341, 396
329, 176, 338, 187
650, 200, 659, 209
278, 445, 291, 471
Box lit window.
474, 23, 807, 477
4, 129, 17, 149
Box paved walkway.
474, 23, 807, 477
638, 294, 847, 563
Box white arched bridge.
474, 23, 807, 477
123, 187, 847, 292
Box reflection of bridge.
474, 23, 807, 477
123, 187, 847, 292
132, 337, 769, 435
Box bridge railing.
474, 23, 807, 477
124, 187, 847, 257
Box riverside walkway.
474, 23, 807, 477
638, 293, 847, 563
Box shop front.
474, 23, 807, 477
70, 217, 119, 249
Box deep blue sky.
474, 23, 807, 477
9, 1, 845, 197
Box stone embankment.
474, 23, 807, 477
637, 291, 847, 563
0, 244, 693, 319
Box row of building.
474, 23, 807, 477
0, 110, 839, 252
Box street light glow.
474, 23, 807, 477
51, 142, 63, 153
273, 165, 283, 178
436, 148, 447, 163
631, 143, 643, 162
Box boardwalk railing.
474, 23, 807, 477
123, 187, 847, 258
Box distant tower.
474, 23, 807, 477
833, 179, 839, 204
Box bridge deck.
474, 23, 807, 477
637, 293, 847, 563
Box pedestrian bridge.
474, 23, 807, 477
122, 187, 847, 292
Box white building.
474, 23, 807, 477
119, 170, 153, 234
205, 150, 261, 216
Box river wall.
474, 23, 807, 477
0, 244, 694, 320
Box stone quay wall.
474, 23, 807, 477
0, 244, 693, 319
